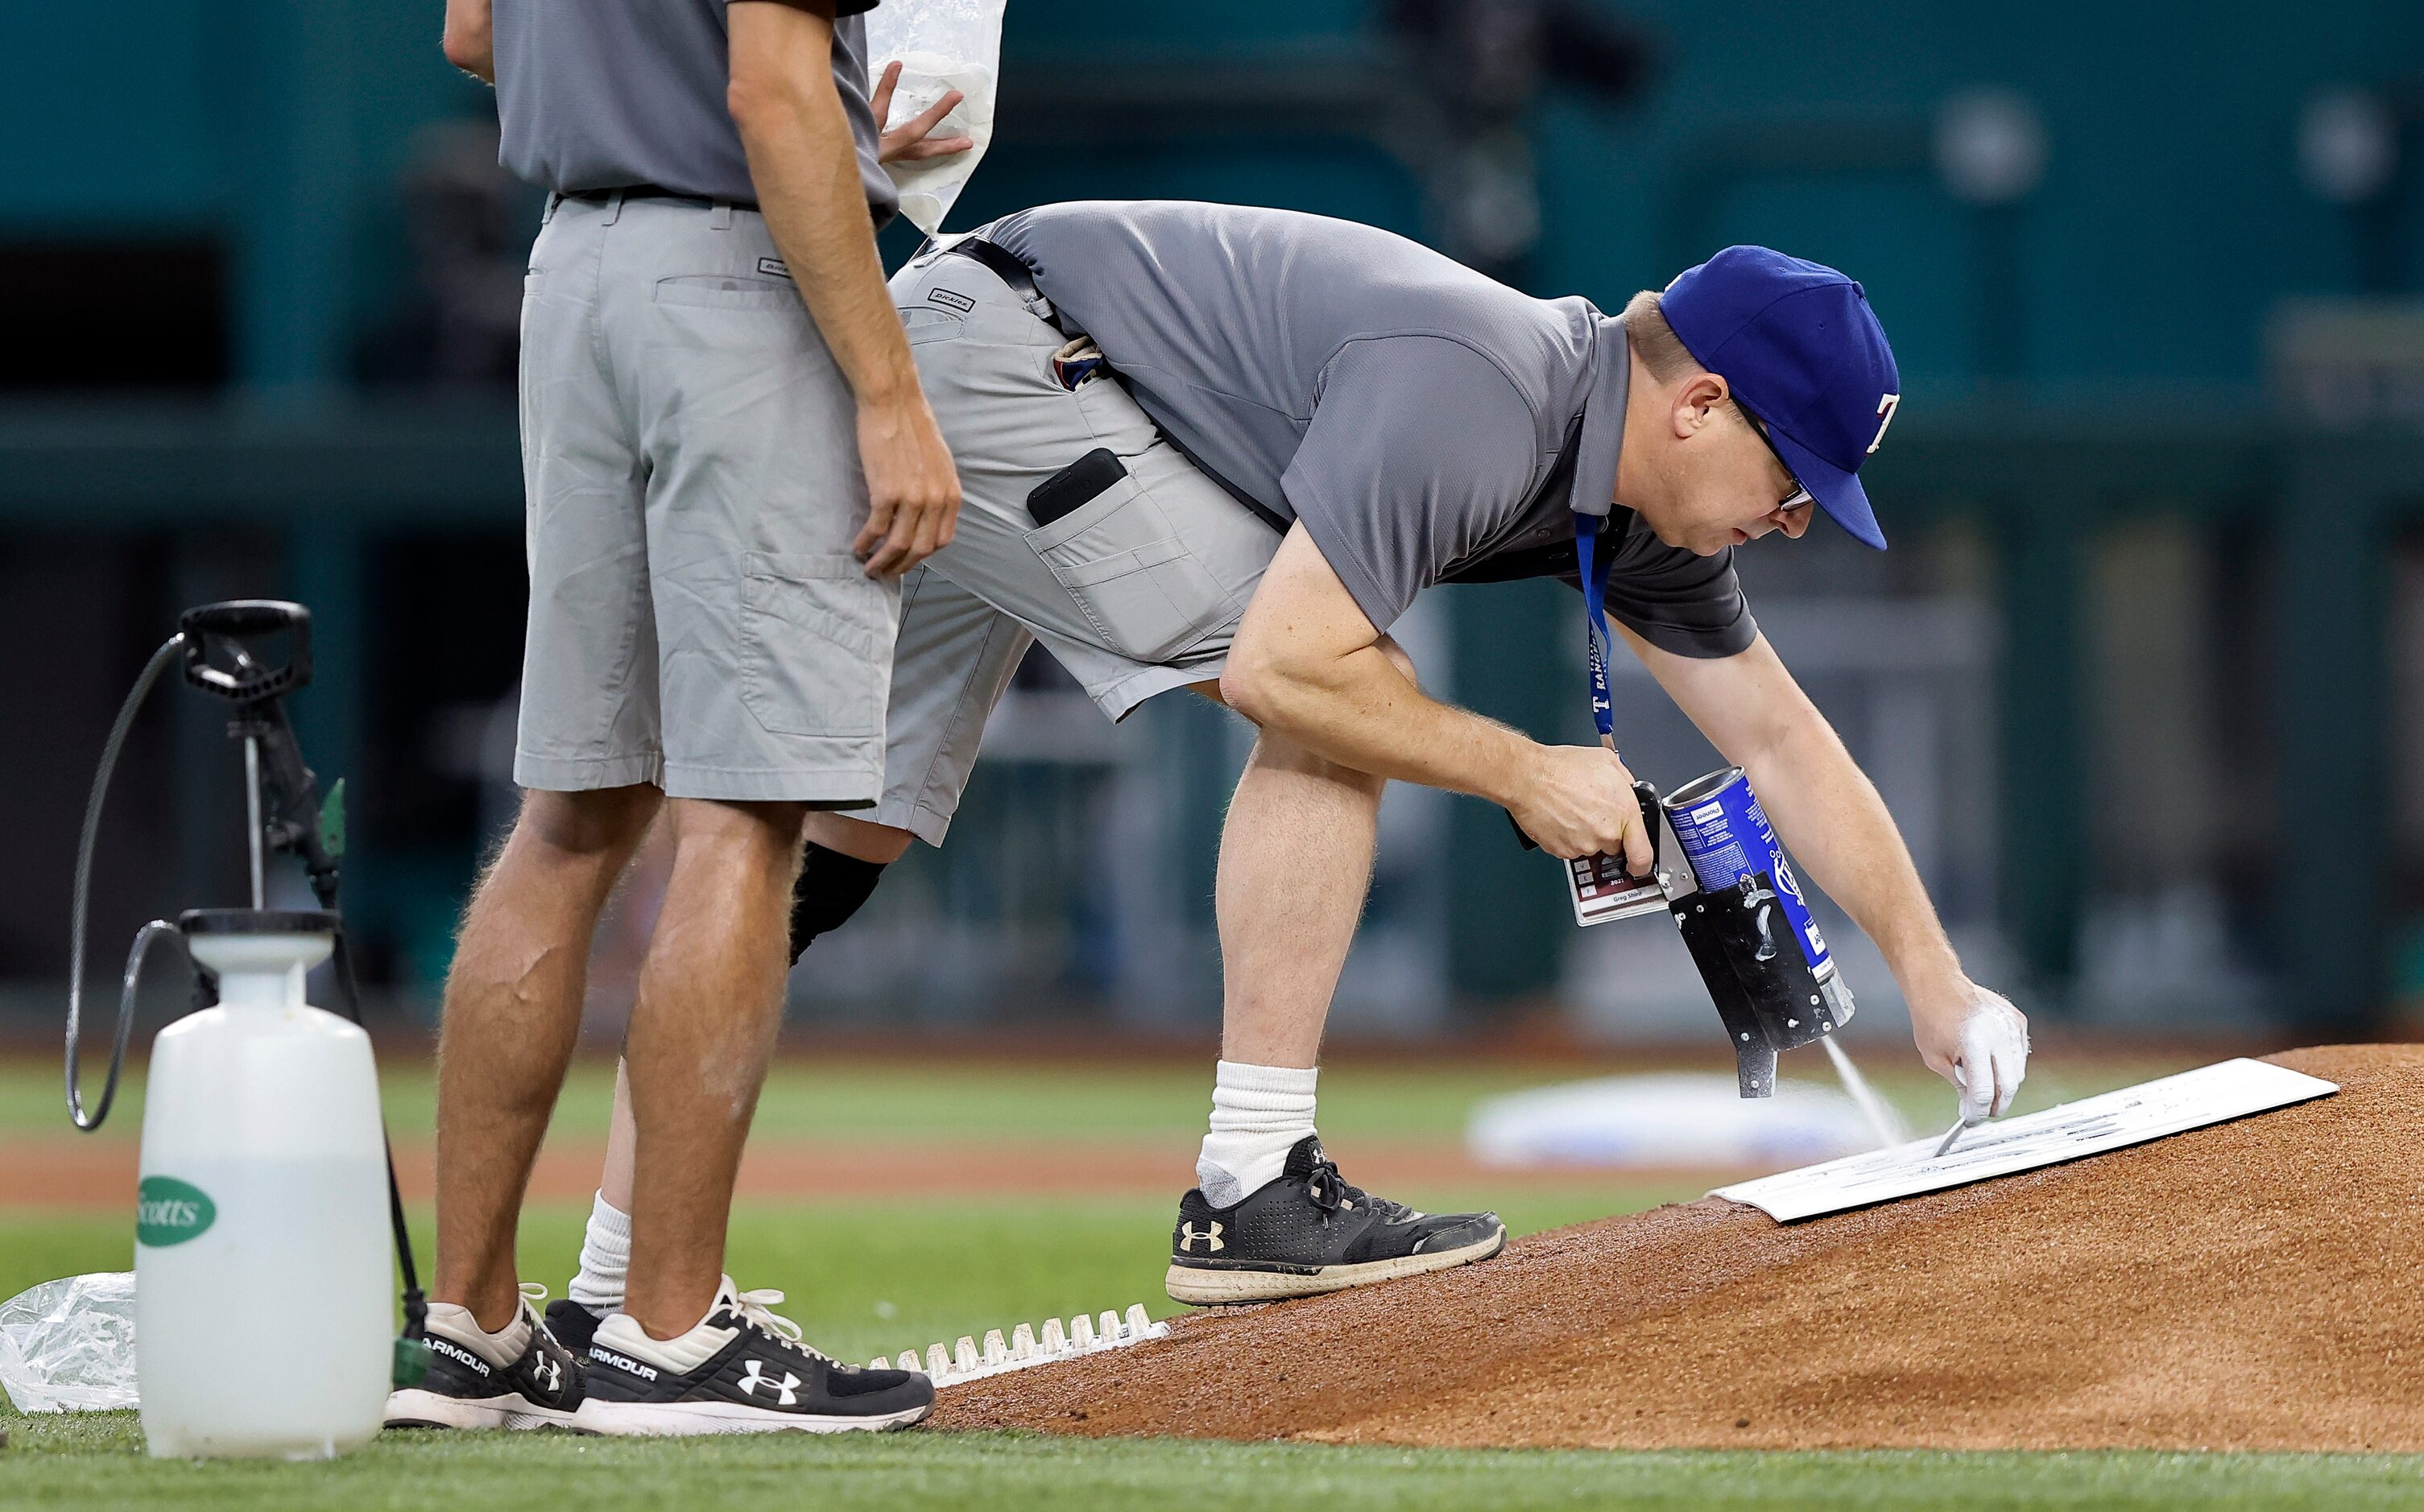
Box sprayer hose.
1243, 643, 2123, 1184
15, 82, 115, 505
66, 634, 185, 1130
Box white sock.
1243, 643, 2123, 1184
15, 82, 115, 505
1195, 1060, 1318, 1207
422, 1299, 532, 1369
594, 1278, 739, 1374
567, 1192, 632, 1319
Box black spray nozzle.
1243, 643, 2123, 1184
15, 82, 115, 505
1672, 871, 1850, 1098
175, 601, 342, 906
180, 600, 312, 704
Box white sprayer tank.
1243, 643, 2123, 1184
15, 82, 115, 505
136, 910, 391, 1459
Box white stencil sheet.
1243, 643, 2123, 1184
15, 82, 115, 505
1712, 1057, 2338, 1222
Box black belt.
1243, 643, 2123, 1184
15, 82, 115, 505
941, 238, 1051, 314
941, 238, 1069, 337
559, 185, 759, 213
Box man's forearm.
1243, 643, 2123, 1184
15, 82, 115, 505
442, 0, 494, 83
734, 71, 921, 407
1739, 715, 1963, 998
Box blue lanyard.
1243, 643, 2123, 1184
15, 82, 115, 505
1575, 514, 1615, 741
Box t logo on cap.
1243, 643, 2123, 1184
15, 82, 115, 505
1660, 246, 1903, 550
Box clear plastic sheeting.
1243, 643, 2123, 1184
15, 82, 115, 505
866, 0, 1005, 233
0, 1272, 139, 1412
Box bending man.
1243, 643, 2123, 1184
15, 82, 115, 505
559, 201, 2030, 1320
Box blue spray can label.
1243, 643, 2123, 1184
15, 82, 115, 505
1661, 766, 1835, 980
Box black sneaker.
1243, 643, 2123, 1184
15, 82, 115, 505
543, 1297, 602, 1360
570, 1280, 933, 1436
384, 1287, 585, 1430
1165, 1134, 1507, 1306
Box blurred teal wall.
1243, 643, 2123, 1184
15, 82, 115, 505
1537, 2, 2424, 393
7, 1, 220, 228
7, 2, 2418, 394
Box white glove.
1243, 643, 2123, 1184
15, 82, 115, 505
1944, 985, 2029, 1124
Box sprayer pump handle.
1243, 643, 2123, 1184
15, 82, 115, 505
180, 601, 312, 702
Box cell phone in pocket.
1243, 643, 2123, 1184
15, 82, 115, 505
1026, 448, 1127, 527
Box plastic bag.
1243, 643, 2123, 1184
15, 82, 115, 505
866, 0, 1007, 234
0, 1272, 139, 1412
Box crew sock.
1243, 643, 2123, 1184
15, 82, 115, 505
567, 1191, 632, 1320
1194, 1060, 1318, 1208
422, 1299, 533, 1369
594, 1278, 742, 1373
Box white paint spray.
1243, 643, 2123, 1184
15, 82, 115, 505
1822, 1035, 1912, 1149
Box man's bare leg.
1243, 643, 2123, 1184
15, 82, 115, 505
1172, 642, 1504, 1302
592, 812, 911, 1220
1185, 708, 1386, 1208
595, 1060, 638, 1212
1204, 643, 1412, 1068
800, 810, 920, 865
621, 795, 849, 1340
1214, 724, 1388, 1068
434, 784, 660, 1331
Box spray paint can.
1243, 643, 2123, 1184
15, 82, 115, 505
1661, 766, 1835, 981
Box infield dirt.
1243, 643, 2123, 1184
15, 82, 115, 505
935, 1044, 2423, 1451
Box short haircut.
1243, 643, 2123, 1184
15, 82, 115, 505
1619, 290, 1706, 384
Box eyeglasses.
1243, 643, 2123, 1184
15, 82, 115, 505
1743, 411, 1816, 514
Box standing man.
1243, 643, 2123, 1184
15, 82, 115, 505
557, 202, 2032, 1315
385, 0, 958, 1436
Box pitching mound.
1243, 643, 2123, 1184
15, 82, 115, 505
935, 1045, 2424, 1451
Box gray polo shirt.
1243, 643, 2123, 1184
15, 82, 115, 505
493, 0, 896, 224
985, 201, 1754, 656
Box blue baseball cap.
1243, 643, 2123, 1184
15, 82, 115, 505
1659, 246, 1903, 550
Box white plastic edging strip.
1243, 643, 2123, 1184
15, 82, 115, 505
1712, 1057, 2338, 1222
865, 1303, 1168, 1389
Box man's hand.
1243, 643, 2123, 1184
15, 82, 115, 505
727, 3, 964, 580
1911, 979, 2029, 1123
1628, 628, 2024, 1117
852, 395, 961, 577
871, 60, 976, 164
1506, 742, 1654, 873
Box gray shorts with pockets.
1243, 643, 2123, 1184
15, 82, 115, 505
515, 191, 899, 804
875, 246, 1281, 845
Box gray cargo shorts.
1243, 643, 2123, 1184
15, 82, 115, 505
514, 192, 898, 804
872, 246, 1281, 845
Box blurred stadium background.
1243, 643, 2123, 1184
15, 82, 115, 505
10, 5, 2424, 1498
6, 0, 2424, 1058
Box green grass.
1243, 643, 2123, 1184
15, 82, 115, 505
5, 1418, 2420, 1512
0, 1187, 1690, 1369
14, 1043, 2201, 1146
16, 1048, 2390, 1508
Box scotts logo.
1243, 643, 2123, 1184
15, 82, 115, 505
136, 1176, 217, 1246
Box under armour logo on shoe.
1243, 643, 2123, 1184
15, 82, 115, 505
1178, 1221, 1224, 1253
739, 1359, 801, 1406
530, 1353, 562, 1394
